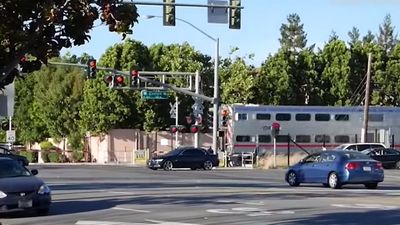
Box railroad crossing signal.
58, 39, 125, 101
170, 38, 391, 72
169, 102, 177, 119
87, 59, 97, 79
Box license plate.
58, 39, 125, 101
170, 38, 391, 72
18, 200, 33, 208
363, 166, 372, 171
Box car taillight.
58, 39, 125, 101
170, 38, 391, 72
376, 162, 383, 169
345, 162, 360, 170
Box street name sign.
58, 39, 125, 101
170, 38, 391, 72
141, 90, 168, 100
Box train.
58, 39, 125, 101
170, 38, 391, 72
220, 104, 400, 156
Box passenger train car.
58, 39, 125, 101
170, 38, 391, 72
221, 104, 400, 155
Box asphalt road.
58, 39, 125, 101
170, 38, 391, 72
1, 165, 400, 225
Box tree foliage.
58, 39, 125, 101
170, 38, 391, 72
0, 0, 139, 88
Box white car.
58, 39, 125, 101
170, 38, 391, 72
334, 143, 386, 152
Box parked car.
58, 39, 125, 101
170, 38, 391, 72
148, 146, 219, 171
0, 157, 51, 215
361, 148, 400, 169
0, 146, 29, 166
285, 150, 384, 189
333, 143, 386, 152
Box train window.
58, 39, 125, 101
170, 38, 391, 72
237, 113, 248, 120
315, 135, 330, 143
334, 135, 350, 143
276, 135, 290, 143
236, 135, 251, 142
256, 113, 271, 120
295, 135, 311, 143
258, 135, 271, 143
335, 114, 349, 121
295, 113, 311, 121
315, 114, 330, 121
276, 113, 291, 121
368, 114, 384, 122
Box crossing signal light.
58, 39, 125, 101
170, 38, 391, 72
229, 0, 241, 29
220, 109, 229, 127
87, 59, 97, 79
170, 125, 185, 134
190, 125, 200, 133
170, 125, 178, 134
163, 0, 175, 26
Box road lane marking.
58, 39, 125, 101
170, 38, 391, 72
331, 203, 398, 210
113, 207, 151, 213
207, 207, 295, 216
76, 220, 199, 225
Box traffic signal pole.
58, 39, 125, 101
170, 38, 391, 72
194, 72, 200, 148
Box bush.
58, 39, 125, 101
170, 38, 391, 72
19, 150, 38, 163
40, 141, 54, 151
48, 151, 61, 163
72, 150, 84, 162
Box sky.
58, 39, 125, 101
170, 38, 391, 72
60, 0, 400, 67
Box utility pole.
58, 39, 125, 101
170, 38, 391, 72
362, 53, 372, 143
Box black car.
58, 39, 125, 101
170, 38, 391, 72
0, 157, 51, 215
0, 146, 29, 166
148, 146, 219, 171
361, 148, 400, 169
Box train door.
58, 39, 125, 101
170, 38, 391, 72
365, 128, 389, 146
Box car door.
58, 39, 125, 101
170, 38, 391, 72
301, 153, 321, 183
316, 152, 337, 182
179, 149, 203, 168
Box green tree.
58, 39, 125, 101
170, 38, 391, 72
319, 39, 352, 105
0, 0, 139, 88
348, 27, 361, 46
220, 55, 256, 104
378, 14, 398, 54
279, 14, 307, 53
257, 50, 292, 105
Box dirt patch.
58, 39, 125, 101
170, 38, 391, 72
258, 153, 307, 169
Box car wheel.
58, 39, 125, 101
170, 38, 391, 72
163, 161, 173, 171
328, 172, 341, 189
203, 160, 213, 170
36, 208, 50, 216
395, 161, 400, 169
287, 171, 299, 186
364, 183, 378, 189
190, 167, 197, 170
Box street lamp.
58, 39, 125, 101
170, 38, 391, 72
144, 15, 220, 154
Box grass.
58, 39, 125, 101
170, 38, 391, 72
257, 153, 307, 169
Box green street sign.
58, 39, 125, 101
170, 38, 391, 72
141, 90, 169, 100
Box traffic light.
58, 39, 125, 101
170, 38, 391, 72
190, 125, 201, 133
220, 109, 229, 127
103, 74, 115, 87
19, 56, 42, 74
163, 0, 175, 26
114, 75, 125, 87
271, 122, 280, 137
229, 0, 241, 29
1, 120, 9, 131
87, 59, 97, 79
130, 69, 139, 87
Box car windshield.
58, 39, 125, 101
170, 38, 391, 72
0, 160, 31, 178
342, 151, 371, 160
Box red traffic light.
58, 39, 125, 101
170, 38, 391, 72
190, 125, 200, 133
171, 126, 178, 134
89, 59, 96, 68
271, 122, 280, 130
131, 70, 139, 77
115, 75, 124, 84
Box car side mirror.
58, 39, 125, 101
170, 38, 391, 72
31, 169, 39, 176
299, 159, 305, 164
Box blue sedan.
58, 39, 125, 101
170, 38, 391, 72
285, 150, 384, 189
